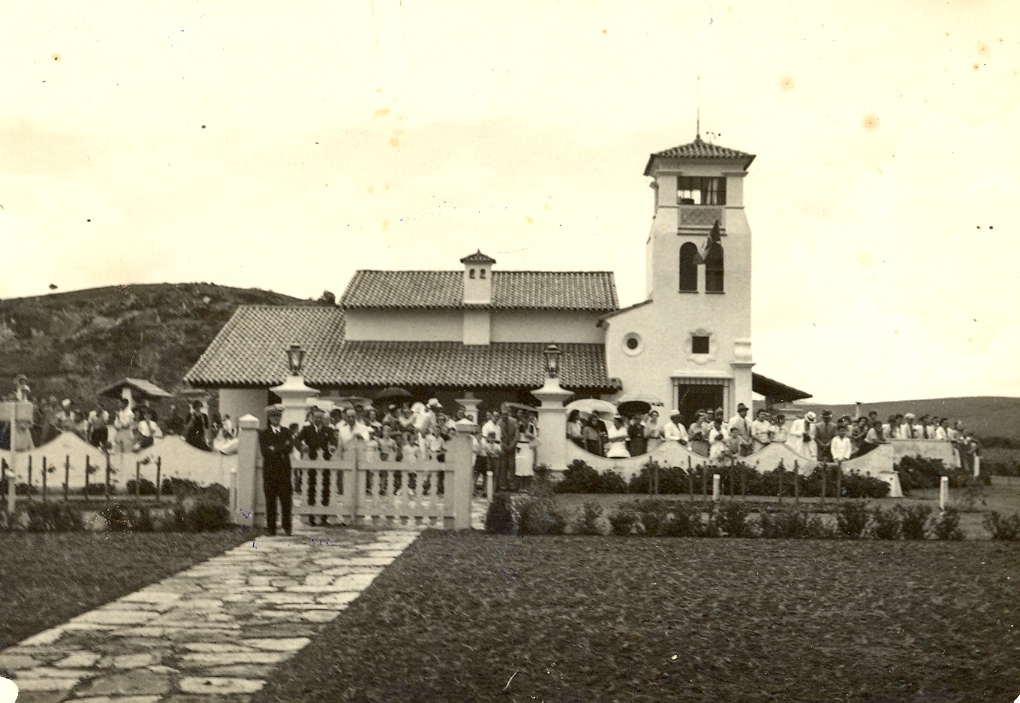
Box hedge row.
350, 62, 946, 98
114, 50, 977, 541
485, 495, 1020, 541
555, 460, 890, 499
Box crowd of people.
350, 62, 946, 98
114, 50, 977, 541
567, 403, 982, 470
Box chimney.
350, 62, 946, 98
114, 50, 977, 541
460, 250, 495, 305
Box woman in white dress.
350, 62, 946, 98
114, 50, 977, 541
605, 416, 631, 458
515, 414, 538, 488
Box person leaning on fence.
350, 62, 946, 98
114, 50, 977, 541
750, 408, 773, 452
815, 410, 838, 462
298, 407, 338, 460
662, 410, 689, 445
134, 406, 163, 451
258, 404, 294, 536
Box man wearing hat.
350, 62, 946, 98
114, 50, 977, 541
258, 404, 294, 536
786, 411, 818, 460
815, 410, 838, 463
727, 403, 753, 456
662, 409, 689, 445
297, 406, 337, 460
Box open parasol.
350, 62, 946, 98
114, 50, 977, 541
615, 393, 665, 417
374, 387, 413, 403
566, 398, 618, 416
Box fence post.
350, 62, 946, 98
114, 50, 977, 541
821, 463, 827, 506
794, 460, 800, 505
449, 430, 474, 530
687, 456, 694, 502
135, 462, 141, 499
155, 459, 162, 502
64, 456, 70, 502
42, 456, 48, 503
84, 456, 90, 504
836, 460, 842, 502
235, 415, 261, 526
701, 462, 708, 501
778, 460, 784, 505
741, 461, 747, 500
485, 471, 494, 501
712, 473, 721, 502
27, 456, 32, 503
939, 476, 949, 511
105, 453, 111, 501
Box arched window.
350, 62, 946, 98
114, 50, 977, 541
479, 268, 486, 279
705, 244, 724, 293
469, 268, 476, 279
679, 242, 698, 292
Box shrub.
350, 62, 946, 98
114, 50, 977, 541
713, 501, 754, 538
760, 507, 812, 539
101, 503, 134, 532
555, 460, 601, 494
983, 511, 1020, 541
24, 501, 85, 532
484, 493, 516, 534
161, 477, 200, 497
659, 502, 698, 537
840, 471, 891, 499
607, 505, 639, 535
933, 507, 965, 541
899, 505, 932, 540
574, 500, 604, 535
125, 478, 158, 496
836, 501, 869, 539
871, 506, 901, 540
517, 498, 567, 536
636, 500, 668, 535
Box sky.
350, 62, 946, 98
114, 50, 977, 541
1, 1, 1018, 403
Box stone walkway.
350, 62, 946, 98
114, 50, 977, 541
0, 528, 420, 702
0, 498, 490, 702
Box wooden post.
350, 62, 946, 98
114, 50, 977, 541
105, 453, 111, 500
64, 456, 70, 502
741, 461, 747, 500
777, 460, 784, 505
450, 430, 474, 530
821, 463, 827, 506
794, 460, 800, 505
485, 471, 493, 501
939, 476, 949, 511
27, 456, 32, 503
712, 473, 721, 502
135, 461, 141, 499
42, 456, 47, 503
729, 459, 735, 498
687, 456, 694, 502
84, 456, 90, 504
836, 460, 842, 502
155, 459, 162, 502
701, 462, 708, 501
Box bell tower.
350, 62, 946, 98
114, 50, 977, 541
640, 136, 756, 421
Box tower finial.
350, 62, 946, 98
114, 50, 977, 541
696, 75, 701, 140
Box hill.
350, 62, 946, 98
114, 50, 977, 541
0, 283, 317, 404
776, 397, 1020, 441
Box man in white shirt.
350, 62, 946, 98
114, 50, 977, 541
336, 408, 370, 447
480, 410, 502, 445
786, 411, 818, 460
113, 398, 136, 455
830, 424, 853, 462
727, 403, 753, 456
662, 410, 689, 445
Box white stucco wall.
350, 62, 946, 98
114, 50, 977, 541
490, 310, 604, 344
607, 154, 753, 415
463, 309, 491, 345
219, 389, 268, 426
344, 309, 463, 341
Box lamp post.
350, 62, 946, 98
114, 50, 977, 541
531, 343, 574, 479
544, 344, 562, 379
270, 344, 319, 428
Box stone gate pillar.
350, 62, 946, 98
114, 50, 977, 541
531, 377, 573, 478
235, 414, 261, 527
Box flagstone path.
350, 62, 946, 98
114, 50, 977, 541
0, 498, 489, 703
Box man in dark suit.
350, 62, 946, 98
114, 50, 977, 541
258, 404, 294, 536
297, 407, 337, 460
498, 404, 520, 491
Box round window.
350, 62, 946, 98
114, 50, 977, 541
622, 333, 643, 356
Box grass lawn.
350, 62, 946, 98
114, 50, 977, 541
0, 529, 248, 648
256, 532, 1020, 703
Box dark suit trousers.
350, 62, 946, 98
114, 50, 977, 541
263, 466, 293, 534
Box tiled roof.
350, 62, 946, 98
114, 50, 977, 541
340, 270, 619, 311
460, 250, 497, 264
184, 306, 347, 387
644, 136, 755, 175
184, 306, 618, 391
98, 377, 172, 398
